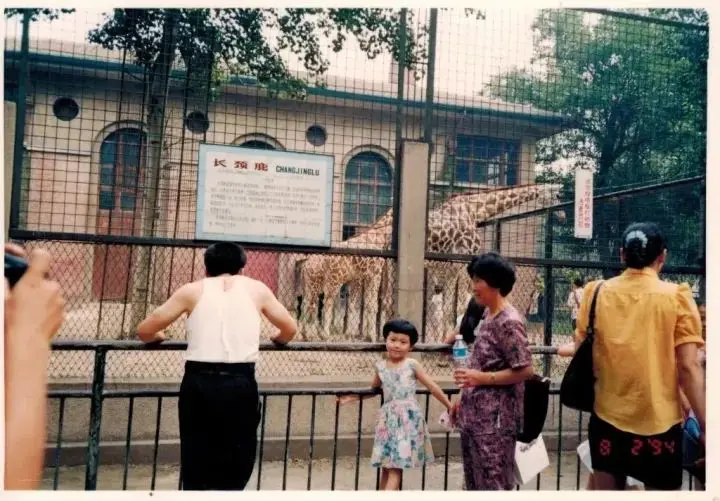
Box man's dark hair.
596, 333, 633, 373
573, 277, 584, 288
204, 242, 247, 277
466, 252, 516, 297
621, 222, 667, 269
382, 318, 419, 346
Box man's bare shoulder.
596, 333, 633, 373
236, 275, 269, 291
175, 280, 204, 300
233, 276, 274, 310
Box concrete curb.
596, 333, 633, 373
46, 431, 585, 467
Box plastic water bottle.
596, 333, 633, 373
452, 334, 469, 389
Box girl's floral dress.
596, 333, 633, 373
370, 358, 434, 469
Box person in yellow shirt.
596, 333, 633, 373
573, 222, 705, 491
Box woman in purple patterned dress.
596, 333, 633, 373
450, 252, 534, 490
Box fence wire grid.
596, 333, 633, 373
4, 7, 706, 380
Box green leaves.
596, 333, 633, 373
78, 8, 433, 100
489, 9, 706, 186
5, 8, 75, 21
487, 9, 706, 266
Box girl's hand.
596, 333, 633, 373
454, 368, 484, 388
337, 394, 360, 405
449, 402, 460, 424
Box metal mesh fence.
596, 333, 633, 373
6, 8, 706, 381
421, 9, 706, 267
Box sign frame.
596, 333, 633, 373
195, 142, 335, 247
573, 167, 594, 240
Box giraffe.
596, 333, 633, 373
297, 210, 394, 341
422, 183, 564, 339
298, 183, 562, 342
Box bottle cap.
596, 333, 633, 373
455, 334, 463, 341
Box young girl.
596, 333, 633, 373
338, 318, 453, 490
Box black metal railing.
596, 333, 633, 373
45, 342, 700, 491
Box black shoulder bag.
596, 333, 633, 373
559, 282, 603, 413
517, 374, 551, 444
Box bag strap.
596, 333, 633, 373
586, 282, 604, 343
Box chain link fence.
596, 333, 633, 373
5, 7, 706, 382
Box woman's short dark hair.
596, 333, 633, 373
204, 242, 247, 277
466, 252, 516, 297
573, 277, 584, 288
382, 318, 419, 345
621, 222, 666, 269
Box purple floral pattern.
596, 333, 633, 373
457, 303, 532, 490
370, 358, 434, 469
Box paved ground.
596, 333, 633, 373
42, 453, 585, 491
40, 452, 699, 491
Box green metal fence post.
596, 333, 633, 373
84, 347, 108, 490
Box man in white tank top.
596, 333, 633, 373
137, 242, 297, 490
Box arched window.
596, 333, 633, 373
342, 151, 393, 240
240, 140, 276, 150
99, 128, 145, 211
93, 127, 145, 302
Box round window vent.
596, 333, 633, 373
184, 111, 210, 134
52, 97, 79, 122
306, 125, 327, 147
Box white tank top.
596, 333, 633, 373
185, 277, 261, 363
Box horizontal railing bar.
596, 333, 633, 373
50, 340, 561, 354
476, 174, 705, 228
7, 229, 396, 258
422, 254, 704, 274
46, 390, 94, 398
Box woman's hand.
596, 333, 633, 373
557, 342, 576, 358
454, 368, 485, 388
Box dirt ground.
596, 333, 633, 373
40, 452, 701, 491
42, 453, 583, 491
51, 303, 572, 381
48, 347, 571, 382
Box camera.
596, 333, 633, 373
5, 253, 28, 288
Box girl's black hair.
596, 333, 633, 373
382, 318, 419, 345
620, 222, 667, 269
466, 252, 516, 297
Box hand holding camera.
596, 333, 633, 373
4, 244, 65, 342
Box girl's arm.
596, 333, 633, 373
414, 361, 453, 411
337, 372, 382, 404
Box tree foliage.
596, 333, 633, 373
7, 7, 484, 334
5, 8, 76, 22
83, 8, 432, 99
486, 9, 707, 267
